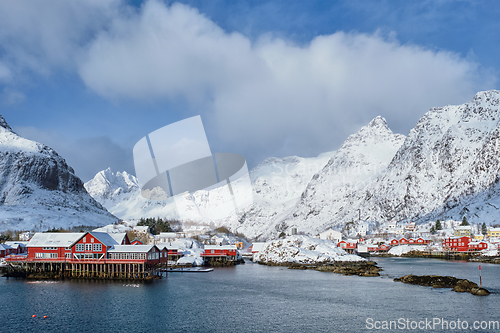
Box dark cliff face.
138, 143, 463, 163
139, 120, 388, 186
0, 114, 109, 214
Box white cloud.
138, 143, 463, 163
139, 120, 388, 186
0, 0, 121, 77
0, 62, 12, 82
1, 88, 25, 105
1, 0, 497, 166
78, 1, 496, 162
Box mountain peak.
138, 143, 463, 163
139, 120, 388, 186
368, 116, 388, 129
473, 90, 500, 103
0, 114, 14, 133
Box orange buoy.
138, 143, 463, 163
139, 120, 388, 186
43, 316, 48, 319
32, 315, 36, 318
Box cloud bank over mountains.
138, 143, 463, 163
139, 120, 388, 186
0, 0, 496, 180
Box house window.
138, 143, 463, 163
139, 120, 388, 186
93, 244, 102, 252
91, 238, 94, 243
85, 244, 92, 251
50, 253, 58, 258
75, 244, 85, 252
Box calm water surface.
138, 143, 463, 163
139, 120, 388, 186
1, 258, 499, 332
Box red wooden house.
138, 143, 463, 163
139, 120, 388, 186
107, 245, 162, 264
389, 237, 408, 246
201, 245, 238, 263
337, 240, 357, 254
443, 236, 470, 252
389, 238, 399, 246
69, 232, 118, 260
468, 241, 488, 251
156, 244, 183, 265
26, 232, 85, 261
398, 237, 409, 245
377, 244, 391, 252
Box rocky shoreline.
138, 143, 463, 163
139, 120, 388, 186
259, 260, 382, 277
469, 256, 500, 264
394, 274, 490, 296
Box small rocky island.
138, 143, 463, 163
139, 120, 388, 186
256, 235, 381, 276
394, 275, 490, 296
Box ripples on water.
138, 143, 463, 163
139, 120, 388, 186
1, 258, 499, 332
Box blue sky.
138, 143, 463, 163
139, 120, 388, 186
0, 0, 498, 181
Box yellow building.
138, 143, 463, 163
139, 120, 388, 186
487, 228, 500, 238
454, 226, 472, 237
474, 235, 484, 241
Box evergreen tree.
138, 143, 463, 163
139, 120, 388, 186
461, 216, 469, 226
482, 222, 488, 235
430, 226, 436, 235
137, 217, 173, 235
435, 219, 442, 230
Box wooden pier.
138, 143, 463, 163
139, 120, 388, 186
4, 258, 164, 280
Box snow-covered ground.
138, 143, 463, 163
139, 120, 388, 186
256, 235, 364, 265
167, 238, 204, 266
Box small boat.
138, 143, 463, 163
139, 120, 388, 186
167, 267, 214, 273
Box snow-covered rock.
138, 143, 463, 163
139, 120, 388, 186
388, 245, 427, 256
256, 235, 364, 265
0, 115, 118, 232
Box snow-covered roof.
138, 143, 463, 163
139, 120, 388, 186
319, 229, 341, 235
455, 226, 472, 230
27, 233, 84, 247
157, 232, 177, 238
92, 224, 131, 233
4, 241, 27, 247
108, 245, 155, 253
204, 245, 237, 250
156, 244, 179, 251
133, 226, 150, 232
108, 233, 127, 245
251, 242, 266, 253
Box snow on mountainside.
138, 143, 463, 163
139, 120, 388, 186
366, 90, 500, 225
272, 90, 500, 237
84, 152, 336, 226
240, 116, 406, 239
86, 90, 500, 240
0, 115, 119, 232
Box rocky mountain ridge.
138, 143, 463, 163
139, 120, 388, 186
85, 90, 500, 240
0, 115, 118, 232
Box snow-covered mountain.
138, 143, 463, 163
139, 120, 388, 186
0, 115, 119, 232
86, 90, 500, 240
84, 152, 335, 226
269, 90, 500, 238
240, 116, 406, 239
365, 90, 500, 224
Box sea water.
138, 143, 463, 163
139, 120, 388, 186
1, 258, 499, 332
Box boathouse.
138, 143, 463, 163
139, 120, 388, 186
337, 240, 357, 254
443, 236, 470, 252
5, 232, 166, 280
201, 245, 238, 264
468, 241, 488, 251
